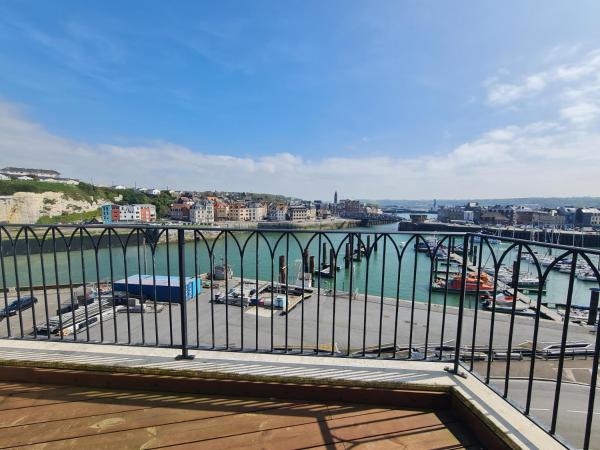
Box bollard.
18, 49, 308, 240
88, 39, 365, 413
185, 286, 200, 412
279, 255, 286, 284
344, 243, 350, 269
330, 249, 336, 273
309, 256, 315, 274
303, 248, 309, 272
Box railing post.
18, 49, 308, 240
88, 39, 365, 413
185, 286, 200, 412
176, 228, 194, 360
453, 234, 470, 373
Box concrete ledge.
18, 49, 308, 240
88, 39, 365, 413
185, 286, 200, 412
0, 339, 565, 449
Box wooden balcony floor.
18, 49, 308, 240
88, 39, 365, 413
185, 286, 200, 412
0, 381, 481, 449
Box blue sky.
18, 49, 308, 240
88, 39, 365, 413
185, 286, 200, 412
1, 1, 600, 199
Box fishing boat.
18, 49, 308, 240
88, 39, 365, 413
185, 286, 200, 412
432, 273, 493, 294
212, 259, 233, 280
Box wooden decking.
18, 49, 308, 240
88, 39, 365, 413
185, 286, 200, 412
0, 381, 480, 449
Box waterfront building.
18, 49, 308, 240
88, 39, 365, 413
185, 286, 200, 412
576, 208, 600, 227
190, 201, 215, 224
288, 204, 316, 221
214, 202, 229, 221
268, 203, 288, 221
479, 211, 511, 225
102, 203, 156, 223
227, 202, 251, 221
169, 203, 191, 221
558, 207, 577, 226
515, 209, 564, 227
248, 202, 267, 221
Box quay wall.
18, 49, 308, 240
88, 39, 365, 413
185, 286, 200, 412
398, 221, 600, 248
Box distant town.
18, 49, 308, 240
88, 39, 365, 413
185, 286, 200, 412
0, 167, 385, 226
1, 166, 600, 230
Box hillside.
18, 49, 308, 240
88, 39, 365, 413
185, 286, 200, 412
0, 180, 175, 224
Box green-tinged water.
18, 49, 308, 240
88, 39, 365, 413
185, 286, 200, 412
1, 223, 598, 308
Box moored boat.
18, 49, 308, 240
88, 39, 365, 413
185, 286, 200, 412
432, 273, 493, 294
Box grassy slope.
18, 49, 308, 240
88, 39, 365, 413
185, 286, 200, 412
0, 180, 176, 223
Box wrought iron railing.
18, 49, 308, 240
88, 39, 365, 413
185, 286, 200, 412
0, 224, 599, 448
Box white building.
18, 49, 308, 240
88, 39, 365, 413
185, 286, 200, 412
288, 205, 315, 221
248, 202, 267, 221
190, 201, 215, 224
268, 204, 288, 221
0, 167, 60, 178
139, 188, 161, 196
39, 177, 80, 185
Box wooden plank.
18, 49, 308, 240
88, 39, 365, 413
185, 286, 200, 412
13, 404, 477, 450
0, 366, 453, 411
0, 398, 317, 447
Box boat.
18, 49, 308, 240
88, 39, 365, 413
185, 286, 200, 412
415, 241, 433, 253
538, 257, 555, 267
473, 236, 500, 245
577, 271, 599, 282
485, 291, 518, 308
484, 267, 544, 290
432, 273, 493, 294
415, 239, 447, 257
212, 261, 233, 280
481, 298, 535, 316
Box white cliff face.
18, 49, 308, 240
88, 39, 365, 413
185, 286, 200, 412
0, 192, 102, 223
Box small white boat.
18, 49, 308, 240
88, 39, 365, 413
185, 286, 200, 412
577, 271, 598, 282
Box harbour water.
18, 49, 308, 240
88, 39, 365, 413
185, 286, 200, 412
1, 222, 599, 308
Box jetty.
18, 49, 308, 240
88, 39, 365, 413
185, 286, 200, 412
447, 251, 562, 322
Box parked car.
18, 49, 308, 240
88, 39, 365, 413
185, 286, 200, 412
0, 296, 38, 319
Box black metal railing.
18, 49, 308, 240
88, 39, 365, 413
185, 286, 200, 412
1, 224, 600, 448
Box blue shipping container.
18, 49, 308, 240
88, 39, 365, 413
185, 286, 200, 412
112, 275, 201, 303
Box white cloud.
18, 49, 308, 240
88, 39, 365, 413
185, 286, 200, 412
560, 102, 600, 124
487, 75, 546, 106
486, 49, 600, 107
1, 101, 600, 200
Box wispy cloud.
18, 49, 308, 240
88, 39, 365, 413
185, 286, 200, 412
486, 49, 600, 110
0, 14, 126, 88
2, 99, 600, 199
